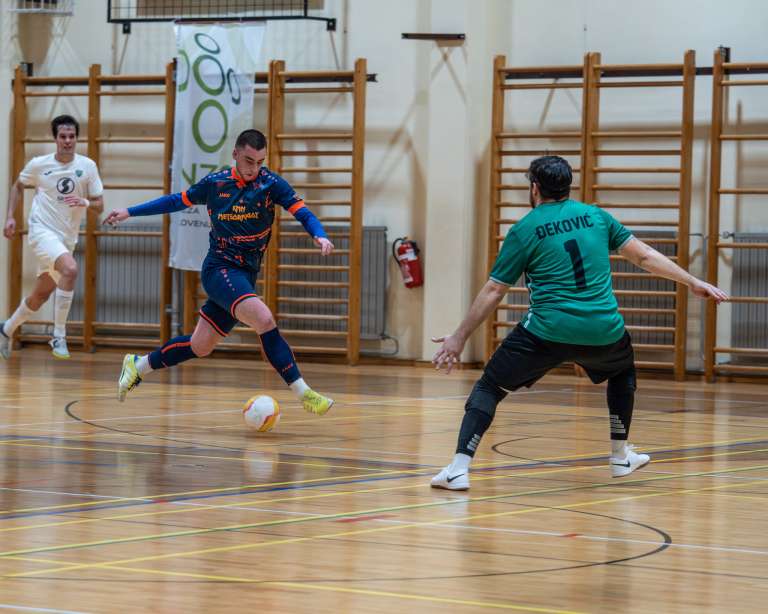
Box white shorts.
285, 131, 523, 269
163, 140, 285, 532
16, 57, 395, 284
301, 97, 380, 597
27, 225, 76, 283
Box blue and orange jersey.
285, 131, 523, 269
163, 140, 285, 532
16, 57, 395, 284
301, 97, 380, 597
128, 165, 326, 270
185, 166, 316, 268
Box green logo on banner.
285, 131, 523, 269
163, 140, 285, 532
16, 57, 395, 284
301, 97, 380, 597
192, 99, 228, 153
184, 29, 242, 157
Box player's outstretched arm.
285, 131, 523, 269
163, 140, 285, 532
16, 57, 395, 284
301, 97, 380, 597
432, 279, 508, 373
619, 237, 729, 303
103, 208, 130, 226
103, 194, 188, 226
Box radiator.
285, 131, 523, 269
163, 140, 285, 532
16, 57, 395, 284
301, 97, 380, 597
731, 233, 768, 354
278, 224, 387, 339
69, 223, 387, 339
70, 220, 163, 325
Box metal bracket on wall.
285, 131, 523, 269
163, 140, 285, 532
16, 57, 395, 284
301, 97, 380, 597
401, 33, 465, 41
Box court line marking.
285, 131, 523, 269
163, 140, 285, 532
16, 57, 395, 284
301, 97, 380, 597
6, 381, 764, 435
0, 439, 418, 473
5, 472, 764, 611
377, 517, 768, 557
133, 572, 591, 614
0, 462, 625, 536
0, 606, 90, 614
0, 555, 583, 613
0, 488, 119, 501
1, 462, 766, 560
101, 566, 597, 614
1, 436, 767, 523
1, 431, 766, 522
555, 389, 768, 406
691, 491, 768, 503
0, 392, 473, 432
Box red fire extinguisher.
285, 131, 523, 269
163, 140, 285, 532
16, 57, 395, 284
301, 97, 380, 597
393, 237, 423, 288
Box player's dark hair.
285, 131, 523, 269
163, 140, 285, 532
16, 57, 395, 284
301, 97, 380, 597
526, 156, 572, 200
51, 114, 79, 138
235, 129, 267, 151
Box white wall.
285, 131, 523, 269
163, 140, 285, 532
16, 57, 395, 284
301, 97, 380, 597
0, 0, 766, 364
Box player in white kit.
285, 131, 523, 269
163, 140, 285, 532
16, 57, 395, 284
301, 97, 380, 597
1, 115, 104, 359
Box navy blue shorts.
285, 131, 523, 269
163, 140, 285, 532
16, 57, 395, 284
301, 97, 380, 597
198, 255, 260, 336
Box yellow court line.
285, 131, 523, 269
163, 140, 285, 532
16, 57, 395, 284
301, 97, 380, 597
0, 456, 637, 536
2, 431, 766, 517
0, 440, 404, 473
0, 460, 633, 536
0, 446, 602, 516
7, 547, 584, 614
0, 431, 763, 548
2, 462, 767, 562
4, 555, 83, 566
96, 566, 588, 614
7, 475, 767, 585
1, 445, 767, 538
691, 491, 768, 503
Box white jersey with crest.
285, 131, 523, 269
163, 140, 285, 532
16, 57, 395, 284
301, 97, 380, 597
18, 153, 103, 243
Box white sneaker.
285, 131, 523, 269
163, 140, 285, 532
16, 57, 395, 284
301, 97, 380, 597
49, 337, 70, 360
610, 444, 650, 478
0, 323, 10, 360
430, 465, 470, 491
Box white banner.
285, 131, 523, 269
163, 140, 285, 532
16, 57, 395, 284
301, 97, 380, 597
169, 22, 265, 270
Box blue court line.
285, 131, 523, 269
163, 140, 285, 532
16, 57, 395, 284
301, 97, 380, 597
1, 437, 767, 522
0, 440, 768, 520
1, 458, 119, 468
0, 471, 423, 520
0, 434, 432, 470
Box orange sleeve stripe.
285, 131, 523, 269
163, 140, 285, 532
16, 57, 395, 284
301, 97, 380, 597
181, 191, 193, 207
287, 201, 306, 215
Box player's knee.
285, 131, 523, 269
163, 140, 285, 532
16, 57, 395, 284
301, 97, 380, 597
190, 336, 216, 357
59, 260, 78, 281
250, 311, 276, 333
465, 374, 506, 419
607, 366, 636, 397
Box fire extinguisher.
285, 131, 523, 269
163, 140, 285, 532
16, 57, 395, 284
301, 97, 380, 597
392, 237, 423, 288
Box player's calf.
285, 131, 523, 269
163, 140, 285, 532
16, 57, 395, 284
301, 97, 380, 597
0, 322, 11, 360
429, 375, 503, 491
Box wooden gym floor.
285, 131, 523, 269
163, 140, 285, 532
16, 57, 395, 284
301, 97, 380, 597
0, 347, 767, 613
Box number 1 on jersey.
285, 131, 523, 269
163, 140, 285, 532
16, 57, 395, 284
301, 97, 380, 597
564, 239, 587, 290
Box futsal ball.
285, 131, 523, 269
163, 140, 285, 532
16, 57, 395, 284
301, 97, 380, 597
243, 395, 281, 432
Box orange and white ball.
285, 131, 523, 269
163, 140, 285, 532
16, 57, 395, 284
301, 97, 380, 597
243, 395, 280, 432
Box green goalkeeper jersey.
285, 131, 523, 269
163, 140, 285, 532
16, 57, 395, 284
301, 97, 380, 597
490, 199, 633, 345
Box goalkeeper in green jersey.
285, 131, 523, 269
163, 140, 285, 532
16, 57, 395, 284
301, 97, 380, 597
430, 155, 728, 490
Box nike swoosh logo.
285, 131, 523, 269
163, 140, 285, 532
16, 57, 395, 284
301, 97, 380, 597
446, 473, 465, 483
611, 461, 631, 468
44, 171, 53, 175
